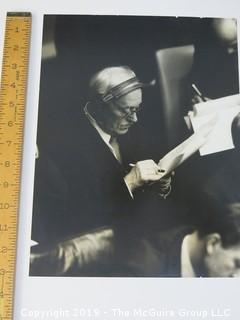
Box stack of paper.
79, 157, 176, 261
157, 94, 240, 176
185, 94, 240, 155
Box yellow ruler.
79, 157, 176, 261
0, 12, 31, 320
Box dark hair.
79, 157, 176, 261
197, 194, 240, 247
231, 112, 240, 150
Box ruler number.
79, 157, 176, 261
4, 161, 10, 167
3, 181, 9, 188
0, 203, 10, 210
0, 224, 8, 232
6, 140, 12, 146
8, 121, 13, 127
0, 247, 8, 254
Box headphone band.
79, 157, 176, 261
101, 76, 145, 103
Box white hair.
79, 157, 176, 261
89, 66, 136, 97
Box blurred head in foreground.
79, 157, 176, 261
232, 112, 240, 150
189, 194, 240, 277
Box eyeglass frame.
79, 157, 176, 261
110, 100, 142, 118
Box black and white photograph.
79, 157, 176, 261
29, 15, 240, 278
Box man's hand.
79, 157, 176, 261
155, 172, 174, 199
191, 94, 210, 105
124, 159, 165, 193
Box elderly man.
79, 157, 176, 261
85, 66, 170, 193
30, 66, 173, 276
46, 66, 172, 243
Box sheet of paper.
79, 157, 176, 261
158, 117, 215, 176
193, 94, 240, 116
190, 104, 240, 155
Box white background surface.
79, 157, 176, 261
0, 1, 240, 319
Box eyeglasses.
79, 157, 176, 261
113, 101, 142, 118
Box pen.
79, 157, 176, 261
129, 163, 165, 173
191, 83, 204, 98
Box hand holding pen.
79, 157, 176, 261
191, 83, 210, 104
128, 162, 173, 198
129, 162, 165, 174
124, 160, 166, 193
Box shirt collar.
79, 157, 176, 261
84, 103, 111, 145
181, 234, 197, 277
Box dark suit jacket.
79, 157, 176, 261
32, 148, 68, 244
33, 111, 176, 245
113, 226, 193, 277
34, 112, 150, 244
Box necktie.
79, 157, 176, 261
109, 136, 122, 164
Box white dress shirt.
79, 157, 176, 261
181, 234, 196, 277
84, 105, 119, 159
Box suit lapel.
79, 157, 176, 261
81, 114, 126, 175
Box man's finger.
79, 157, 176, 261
147, 174, 163, 182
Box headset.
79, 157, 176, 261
85, 76, 145, 117
100, 76, 145, 103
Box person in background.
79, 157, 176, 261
190, 18, 238, 103
176, 18, 239, 221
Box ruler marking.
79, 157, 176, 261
0, 12, 31, 320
